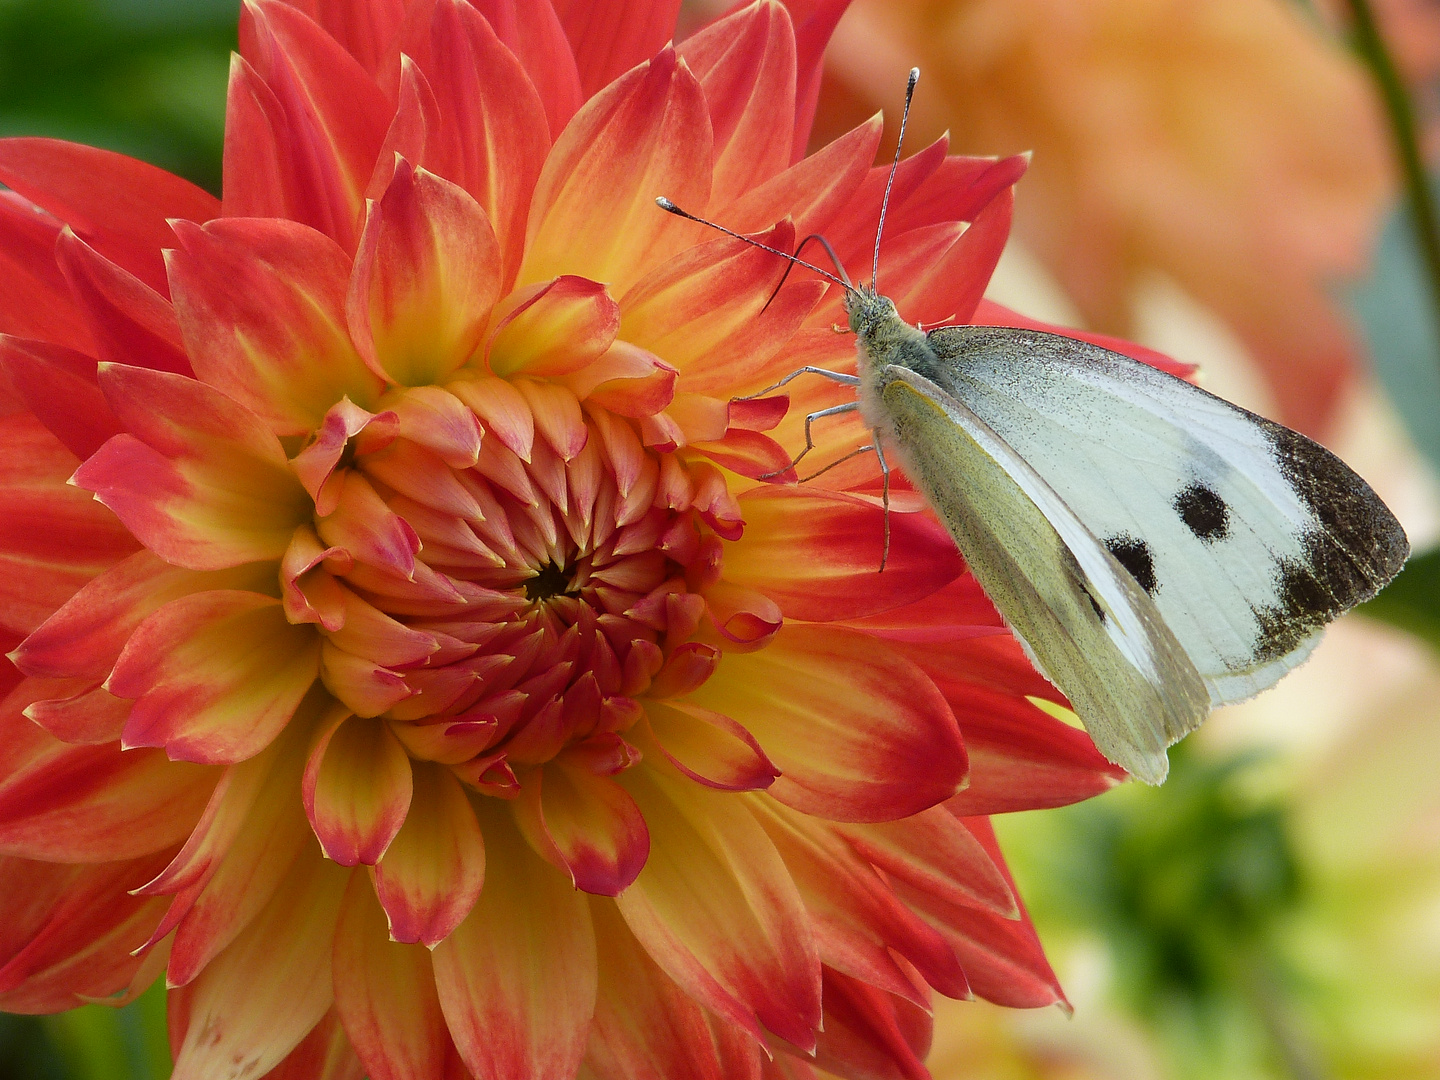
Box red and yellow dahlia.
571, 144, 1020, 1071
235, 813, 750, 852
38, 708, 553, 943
0, 2, 1137, 1078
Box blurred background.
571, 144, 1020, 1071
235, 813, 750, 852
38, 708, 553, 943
2, 0, 1439, 1077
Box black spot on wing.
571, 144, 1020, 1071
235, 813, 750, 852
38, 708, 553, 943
1174, 483, 1229, 542
1104, 535, 1157, 596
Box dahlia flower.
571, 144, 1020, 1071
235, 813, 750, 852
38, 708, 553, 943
0, 2, 1138, 1077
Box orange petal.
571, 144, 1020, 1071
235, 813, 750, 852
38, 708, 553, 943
464, 0, 581, 140
373, 762, 485, 946
167, 217, 383, 434
233, 0, 390, 252
678, 0, 796, 209
0, 137, 219, 293
315, 469, 420, 578
811, 969, 932, 1080
487, 276, 620, 378
333, 871, 450, 1080
587, 898, 759, 1080
515, 378, 588, 461
642, 701, 778, 792
521, 48, 711, 297
170, 852, 349, 1080
320, 642, 411, 718
385, 0, 550, 287
387, 385, 484, 468
615, 765, 820, 1050
304, 710, 414, 866
0, 678, 215, 861
513, 760, 649, 896
619, 221, 824, 395
686, 625, 967, 822
552, 0, 680, 98
446, 374, 534, 462
432, 805, 596, 1080
349, 160, 501, 386
726, 488, 963, 622
752, 798, 968, 1004
110, 591, 321, 764
0, 337, 119, 461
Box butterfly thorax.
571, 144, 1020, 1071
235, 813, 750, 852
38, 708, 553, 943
846, 290, 932, 377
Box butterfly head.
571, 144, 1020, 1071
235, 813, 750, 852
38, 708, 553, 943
845, 289, 897, 337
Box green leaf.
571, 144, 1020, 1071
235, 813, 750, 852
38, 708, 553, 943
1358, 545, 1440, 649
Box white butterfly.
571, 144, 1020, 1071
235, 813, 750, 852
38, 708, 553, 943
658, 72, 1409, 784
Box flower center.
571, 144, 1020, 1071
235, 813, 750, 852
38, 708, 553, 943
525, 560, 578, 603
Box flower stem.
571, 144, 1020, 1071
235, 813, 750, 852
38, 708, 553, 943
1343, 0, 1440, 367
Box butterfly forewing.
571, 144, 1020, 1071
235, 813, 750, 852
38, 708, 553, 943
918, 326, 1410, 706
876, 366, 1210, 783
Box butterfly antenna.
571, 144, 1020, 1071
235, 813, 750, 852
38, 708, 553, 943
872, 67, 920, 293
654, 198, 857, 298
763, 233, 853, 313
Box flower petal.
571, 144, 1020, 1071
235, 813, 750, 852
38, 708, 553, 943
467, 0, 583, 140
488, 276, 620, 378
0, 337, 120, 460
170, 852, 349, 1080
0, 414, 139, 635
783, 0, 852, 162
619, 221, 825, 395
642, 701, 779, 792
726, 488, 963, 621
54, 229, 191, 376
168, 217, 383, 434
110, 591, 321, 764
522, 47, 711, 297
686, 625, 967, 822
616, 766, 820, 1050
550, 0, 681, 99
291, 0, 406, 77
386, 0, 550, 286
333, 870, 450, 1080
235, 0, 391, 252
349, 160, 501, 386
587, 898, 758, 1080
304, 709, 414, 866
0, 192, 92, 353
0, 678, 215, 861
678, 0, 796, 209
811, 969, 932, 1080
373, 762, 484, 946
513, 760, 649, 896
0, 137, 218, 293
432, 805, 596, 1080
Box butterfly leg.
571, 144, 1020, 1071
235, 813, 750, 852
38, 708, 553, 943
759, 402, 859, 478
874, 431, 891, 573
734, 367, 860, 401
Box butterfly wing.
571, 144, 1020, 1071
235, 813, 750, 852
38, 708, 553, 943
920, 325, 1409, 706
875, 365, 1209, 783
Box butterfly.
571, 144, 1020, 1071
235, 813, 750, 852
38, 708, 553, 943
658, 70, 1409, 784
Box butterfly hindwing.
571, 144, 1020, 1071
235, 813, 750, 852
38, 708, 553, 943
919, 325, 1410, 706
875, 365, 1210, 783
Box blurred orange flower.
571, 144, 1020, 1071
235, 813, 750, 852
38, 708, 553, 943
814, 0, 1392, 435
0, 2, 1146, 1079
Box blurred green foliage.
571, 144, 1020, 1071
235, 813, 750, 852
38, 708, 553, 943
0, 984, 169, 1080
0, 0, 232, 192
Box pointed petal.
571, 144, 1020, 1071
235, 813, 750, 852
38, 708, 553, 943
619, 222, 824, 394
260, 1010, 366, 1080
432, 805, 596, 1080
349, 160, 501, 386
373, 762, 484, 946
304, 710, 413, 866
812, 969, 932, 1080
488, 276, 620, 378
550, 0, 681, 98
388, 385, 483, 467
781, 0, 852, 161
236, 0, 391, 252
687, 626, 967, 822
55, 229, 191, 375
0, 679, 215, 861
643, 701, 778, 792
110, 591, 321, 764
889, 191, 1013, 328
0, 414, 139, 636
170, 853, 349, 1080
168, 217, 383, 434
447, 375, 534, 462
0, 191, 93, 352
522, 48, 711, 297
678, 0, 796, 209
388, 0, 550, 286
333, 871, 449, 1080
587, 899, 754, 1080
0, 137, 219, 292
727, 488, 963, 621
288, 0, 406, 76
513, 761, 649, 896
616, 766, 820, 1049
0, 337, 120, 460
466, 0, 582, 140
